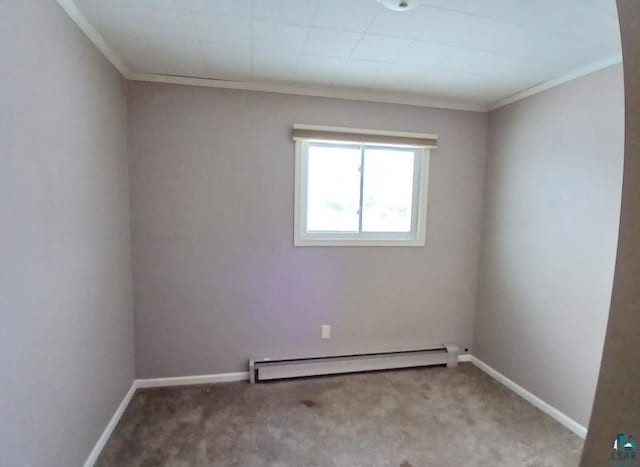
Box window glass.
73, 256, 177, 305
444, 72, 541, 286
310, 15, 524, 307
306, 145, 361, 232
361, 148, 415, 233
296, 139, 429, 246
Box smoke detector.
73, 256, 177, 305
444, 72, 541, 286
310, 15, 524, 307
377, 0, 420, 12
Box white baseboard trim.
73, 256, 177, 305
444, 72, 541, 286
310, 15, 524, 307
469, 356, 587, 439
83, 371, 248, 466
84, 357, 585, 466
136, 371, 249, 389
83, 381, 137, 467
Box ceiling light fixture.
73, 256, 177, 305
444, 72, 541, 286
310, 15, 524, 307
377, 0, 420, 12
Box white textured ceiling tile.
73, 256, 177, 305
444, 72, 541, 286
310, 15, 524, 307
253, 0, 319, 26
373, 64, 514, 101
101, 33, 161, 73
100, 33, 139, 59
312, 0, 383, 32
488, 0, 620, 50
186, 0, 254, 17
302, 28, 362, 58
137, 37, 208, 77
435, 77, 534, 104
371, 64, 431, 90
252, 21, 309, 52
418, 0, 484, 13
577, 0, 618, 17
437, 0, 528, 24
547, 3, 620, 49
367, 5, 444, 39
77, 0, 621, 106
440, 49, 556, 81
471, 74, 539, 96
395, 40, 454, 67
351, 35, 413, 63
150, 0, 185, 8
419, 10, 562, 62
483, 0, 564, 29
77, 3, 147, 37
252, 50, 301, 83
535, 38, 617, 73
141, 10, 198, 41
409, 68, 474, 90
293, 55, 346, 83
333, 60, 395, 87
194, 14, 252, 46
201, 43, 252, 80
387, 67, 490, 99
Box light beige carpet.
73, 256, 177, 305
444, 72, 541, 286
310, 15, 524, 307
97, 363, 583, 466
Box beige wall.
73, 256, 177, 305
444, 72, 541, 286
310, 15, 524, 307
3, 3, 630, 464
127, 82, 488, 377
474, 65, 624, 427
0, 1, 134, 466
581, 1, 640, 463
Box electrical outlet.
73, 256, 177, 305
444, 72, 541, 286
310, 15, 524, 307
321, 325, 331, 339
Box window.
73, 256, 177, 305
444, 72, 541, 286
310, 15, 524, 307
293, 126, 435, 246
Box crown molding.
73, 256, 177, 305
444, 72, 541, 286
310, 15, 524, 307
56, 0, 482, 111
488, 53, 623, 111
127, 72, 487, 112
56, 0, 621, 114
56, 0, 130, 77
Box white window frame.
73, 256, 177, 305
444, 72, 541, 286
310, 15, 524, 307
294, 139, 431, 247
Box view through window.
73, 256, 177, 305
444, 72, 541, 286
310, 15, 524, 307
295, 140, 430, 246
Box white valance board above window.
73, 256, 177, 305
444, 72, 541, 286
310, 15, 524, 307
291, 124, 438, 148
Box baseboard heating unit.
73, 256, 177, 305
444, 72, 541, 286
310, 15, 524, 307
249, 344, 459, 384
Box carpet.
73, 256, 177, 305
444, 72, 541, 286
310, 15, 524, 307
96, 363, 582, 466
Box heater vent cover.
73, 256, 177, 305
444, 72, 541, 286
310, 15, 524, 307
249, 344, 459, 384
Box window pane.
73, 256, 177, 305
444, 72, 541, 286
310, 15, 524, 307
362, 148, 415, 233
306, 145, 361, 232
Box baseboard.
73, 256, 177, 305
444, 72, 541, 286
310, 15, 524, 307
469, 356, 587, 439
83, 371, 248, 465
135, 357, 470, 387
135, 371, 249, 388
84, 356, 584, 466
83, 381, 137, 467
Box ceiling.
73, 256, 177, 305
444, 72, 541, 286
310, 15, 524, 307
72, 0, 621, 108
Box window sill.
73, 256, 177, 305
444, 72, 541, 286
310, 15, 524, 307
294, 238, 426, 247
